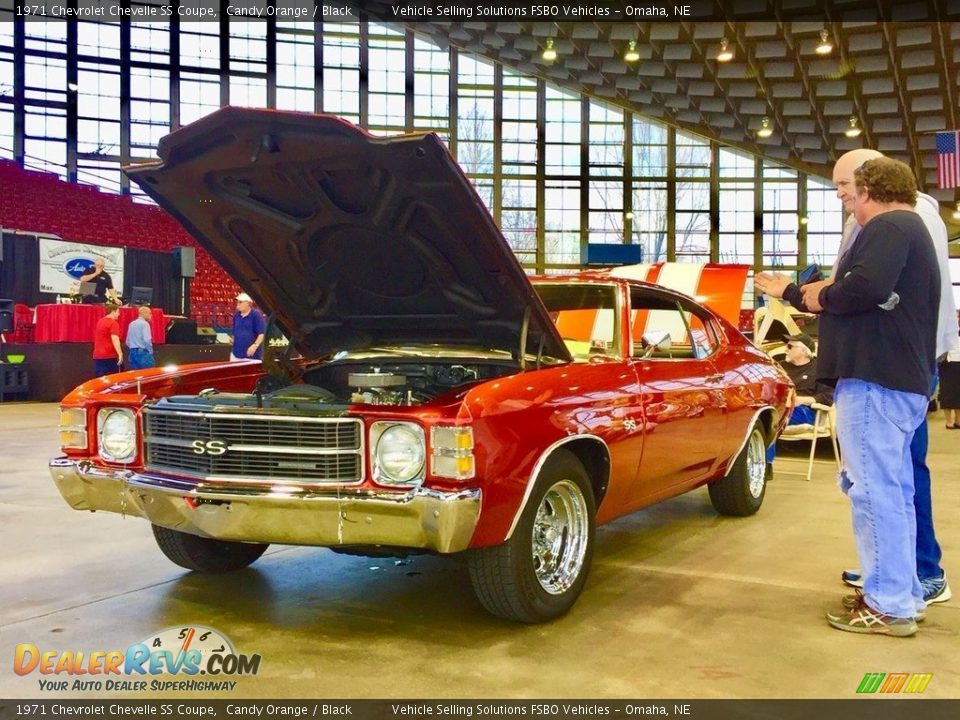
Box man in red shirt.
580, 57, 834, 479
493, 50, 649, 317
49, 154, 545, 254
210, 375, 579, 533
93, 304, 123, 377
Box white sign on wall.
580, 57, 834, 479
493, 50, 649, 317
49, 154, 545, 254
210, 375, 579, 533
38, 238, 125, 296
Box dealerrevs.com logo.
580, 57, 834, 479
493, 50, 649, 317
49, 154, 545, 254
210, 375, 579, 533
14, 626, 261, 693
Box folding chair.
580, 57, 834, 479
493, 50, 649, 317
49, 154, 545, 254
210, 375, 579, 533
776, 402, 841, 482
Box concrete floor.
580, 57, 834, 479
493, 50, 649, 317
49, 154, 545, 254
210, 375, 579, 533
1, 402, 957, 700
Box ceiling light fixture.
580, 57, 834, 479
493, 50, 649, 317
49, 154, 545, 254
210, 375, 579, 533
716, 38, 734, 63
757, 117, 774, 138
624, 40, 640, 63
815, 29, 834, 55
542, 38, 557, 62
845, 116, 862, 138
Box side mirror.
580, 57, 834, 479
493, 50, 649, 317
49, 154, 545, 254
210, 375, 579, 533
640, 331, 672, 358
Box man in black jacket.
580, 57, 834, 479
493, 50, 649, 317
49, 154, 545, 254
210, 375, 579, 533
756, 158, 939, 637
79, 258, 114, 303
779, 332, 834, 427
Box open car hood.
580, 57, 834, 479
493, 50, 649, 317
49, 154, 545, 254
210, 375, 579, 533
125, 107, 570, 363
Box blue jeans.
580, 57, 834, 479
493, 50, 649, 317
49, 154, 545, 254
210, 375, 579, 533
128, 348, 155, 370
93, 358, 119, 377
831, 377, 942, 582
912, 377, 943, 583
835, 379, 928, 618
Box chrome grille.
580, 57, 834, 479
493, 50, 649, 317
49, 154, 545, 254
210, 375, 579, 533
143, 409, 363, 484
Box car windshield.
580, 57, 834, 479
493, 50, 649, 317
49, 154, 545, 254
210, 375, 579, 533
532, 283, 620, 361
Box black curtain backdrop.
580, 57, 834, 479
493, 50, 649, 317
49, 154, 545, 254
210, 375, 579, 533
124, 248, 181, 316
0, 233, 182, 314
0, 232, 44, 305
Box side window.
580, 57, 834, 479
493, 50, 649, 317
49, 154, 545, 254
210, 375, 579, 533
686, 308, 720, 358
630, 288, 718, 359
534, 283, 620, 360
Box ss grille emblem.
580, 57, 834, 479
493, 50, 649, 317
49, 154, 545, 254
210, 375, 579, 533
191, 439, 227, 456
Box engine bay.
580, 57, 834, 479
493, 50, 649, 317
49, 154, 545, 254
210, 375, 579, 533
155, 357, 519, 413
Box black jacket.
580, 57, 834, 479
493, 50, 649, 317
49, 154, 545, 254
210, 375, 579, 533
783, 210, 938, 396
781, 358, 834, 406
93, 270, 114, 302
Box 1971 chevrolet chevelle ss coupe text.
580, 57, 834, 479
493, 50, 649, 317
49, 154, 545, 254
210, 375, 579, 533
50, 108, 792, 623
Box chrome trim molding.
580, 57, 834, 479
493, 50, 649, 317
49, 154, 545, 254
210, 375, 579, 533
504, 434, 610, 542
145, 409, 357, 424
49, 457, 480, 553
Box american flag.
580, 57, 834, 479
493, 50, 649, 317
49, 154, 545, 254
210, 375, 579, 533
936, 130, 960, 189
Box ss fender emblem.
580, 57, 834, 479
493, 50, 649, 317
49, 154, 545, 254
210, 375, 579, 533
191, 440, 227, 456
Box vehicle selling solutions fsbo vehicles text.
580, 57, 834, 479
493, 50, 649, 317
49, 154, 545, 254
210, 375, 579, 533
387, 4, 690, 19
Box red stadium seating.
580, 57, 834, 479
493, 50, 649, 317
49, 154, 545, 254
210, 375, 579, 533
0, 160, 241, 319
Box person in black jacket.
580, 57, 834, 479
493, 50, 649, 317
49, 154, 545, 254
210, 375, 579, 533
764, 332, 835, 464
756, 157, 939, 637
779, 332, 834, 427
79, 258, 114, 303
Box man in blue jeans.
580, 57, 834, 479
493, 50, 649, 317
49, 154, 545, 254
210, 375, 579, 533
757, 157, 940, 636
125, 306, 155, 370
827, 151, 954, 608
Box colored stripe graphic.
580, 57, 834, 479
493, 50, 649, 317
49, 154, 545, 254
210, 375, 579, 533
857, 672, 932, 694
903, 674, 933, 694
857, 673, 885, 694
880, 673, 909, 693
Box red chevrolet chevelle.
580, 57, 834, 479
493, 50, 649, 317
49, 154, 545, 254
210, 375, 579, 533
50, 108, 792, 623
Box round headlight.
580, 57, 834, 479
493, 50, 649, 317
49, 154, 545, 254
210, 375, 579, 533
99, 409, 137, 462
374, 424, 425, 485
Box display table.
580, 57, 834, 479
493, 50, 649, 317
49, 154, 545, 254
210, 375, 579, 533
34, 305, 167, 344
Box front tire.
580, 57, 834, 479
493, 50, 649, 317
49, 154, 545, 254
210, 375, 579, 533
152, 525, 269, 573
708, 421, 767, 516
468, 450, 596, 623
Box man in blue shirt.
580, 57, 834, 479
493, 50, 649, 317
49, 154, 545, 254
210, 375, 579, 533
125, 306, 155, 370
231, 292, 266, 361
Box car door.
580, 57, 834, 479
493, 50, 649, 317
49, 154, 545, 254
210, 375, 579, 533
626, 287, 727, 505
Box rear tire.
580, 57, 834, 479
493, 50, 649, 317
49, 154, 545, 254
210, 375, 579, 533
468, 450, 596, 623
709, 421, 767, 516
152, 525, 268, 573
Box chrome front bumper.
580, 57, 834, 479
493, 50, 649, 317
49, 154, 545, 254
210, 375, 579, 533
49, 458, 482, 553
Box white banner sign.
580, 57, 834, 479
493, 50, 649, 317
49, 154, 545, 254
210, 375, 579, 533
38, 238, 125, 296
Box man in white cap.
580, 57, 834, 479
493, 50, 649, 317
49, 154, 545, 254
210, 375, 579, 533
230, 292, 265, 361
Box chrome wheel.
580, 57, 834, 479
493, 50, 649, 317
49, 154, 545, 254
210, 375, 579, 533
531, 479, 590, 595
709, 419, 767, 517
468, 449, 596, 623
746, 427, 767, 499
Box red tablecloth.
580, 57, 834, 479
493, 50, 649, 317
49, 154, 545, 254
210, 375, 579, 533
34, 305, 167, 344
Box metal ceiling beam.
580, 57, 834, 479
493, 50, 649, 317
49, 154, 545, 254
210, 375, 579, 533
878, 23, 925, 179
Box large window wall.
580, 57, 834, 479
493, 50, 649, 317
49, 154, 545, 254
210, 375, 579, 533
0, 17, 844, 278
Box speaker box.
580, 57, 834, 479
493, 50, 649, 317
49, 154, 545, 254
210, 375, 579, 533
165, 318, 198, 344
195, 326, 217, 345
0, 299, 13, 334
173, 246, 196, 278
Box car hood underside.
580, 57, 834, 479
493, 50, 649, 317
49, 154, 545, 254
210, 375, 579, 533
125, 107, 570, 363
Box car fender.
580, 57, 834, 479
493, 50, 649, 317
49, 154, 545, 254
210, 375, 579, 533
502, 434, 610, 542
722, 405, 776, 478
